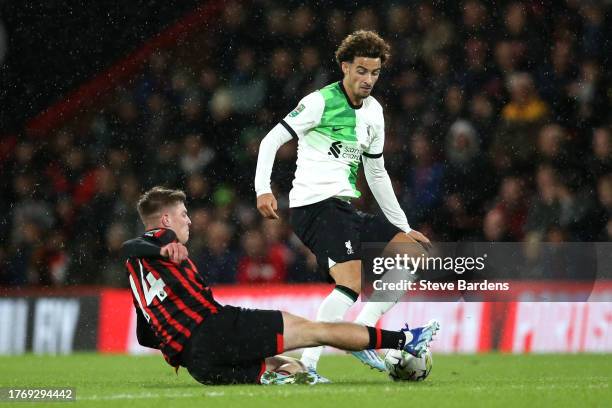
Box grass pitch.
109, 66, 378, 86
1, 353, 611, 407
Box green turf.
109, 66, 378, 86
0, 353, 611, 407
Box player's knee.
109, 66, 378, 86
330, 261, 362, 293
390, 232, 410, 243
334, 273, 361, 293
281, 312, 325, 348
281, 311, 310, 332
389, 232, 429, 256
339, 277, 361, 294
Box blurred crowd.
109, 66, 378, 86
1, 0, 611, 286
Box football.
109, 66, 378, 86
384, 349, 433, 381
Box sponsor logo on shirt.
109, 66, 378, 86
328, 141, 342, 158
327, 141, 361, 160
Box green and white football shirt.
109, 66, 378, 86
280, 82, 385, 208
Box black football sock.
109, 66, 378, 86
366, 326, 407, 350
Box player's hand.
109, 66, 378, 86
160, 242, 189, 264
406, 229, 432, 251
257, 193, 279, 219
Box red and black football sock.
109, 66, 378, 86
366, 326, 406, 350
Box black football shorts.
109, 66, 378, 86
182, 306, 284, 385
290, 197, 402, 277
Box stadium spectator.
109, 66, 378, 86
458, 37, 498, 98
502, 72, 549, 124
555, 174, 599, 241
492, 176, 528, 241
579, 2, 606, 60
535, 124, 572, 171
404, 129, 445, 224
175, 95, 206, 139
236, 229, 286, 285
536, 39, 576, 125
596, 175, 612, 240
101, 223, 129, 287
481, 209, 512, 242
186, 207, 211, 255
113, 174, 143, 240
588, 127, 612, 182
194, 220, 238, 284
493, 72, 549, 171
285, 235, 319, 283
7, 221, 44, 285
286, 46, 330, 96
458, 0, 491, 41
265, 48, 295, 113
229, 48, 266, 115
35, 230, 68, 285
10, 172, 54, 246
569, 59, 609, 130
524, 165, 561, 239
468, 92, 497, 150
179, 134, 216, 177
443, 120, 495, 215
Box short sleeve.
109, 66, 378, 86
280, 91, 325, 139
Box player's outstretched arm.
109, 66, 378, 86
363, 155, 412, 232
363, 156, 431, 248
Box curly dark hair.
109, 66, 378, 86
335, 30, 391, 66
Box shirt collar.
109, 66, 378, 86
338, 81, 363, 109
143, 228, 178, 245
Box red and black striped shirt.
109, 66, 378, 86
122, 228, 220, 366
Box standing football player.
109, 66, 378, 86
254, 30, 436, 379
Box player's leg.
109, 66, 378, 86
281, 311, 439, 355
329, 260, 361, 293
350, 215, 426, 370
299, 261, 359, 370
290, 199, 361, 373
183, 306, 439, 386
263, 311, 439, 385
355, 231, 422, 326
259, 311, 376, 386
282, 311, 369, 350
299, 275, 358, 373
300, 260, 360, 369
325, 259, 392, 370
183, 306, 287, 385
